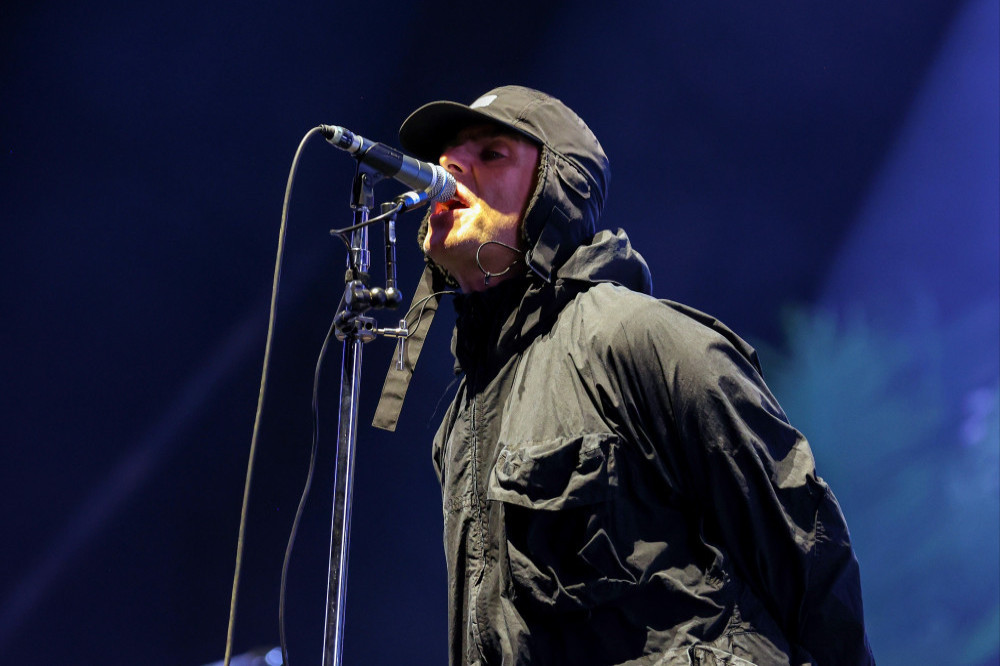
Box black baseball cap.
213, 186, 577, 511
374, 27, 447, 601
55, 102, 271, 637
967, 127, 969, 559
398, 85, 549, 161
399, 85, 609, 205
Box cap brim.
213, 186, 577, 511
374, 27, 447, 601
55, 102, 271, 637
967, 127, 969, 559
399, 100, 535, 162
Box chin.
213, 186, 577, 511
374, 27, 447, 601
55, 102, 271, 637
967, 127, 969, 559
422, 242, 451, 272
423, 234, 444, 257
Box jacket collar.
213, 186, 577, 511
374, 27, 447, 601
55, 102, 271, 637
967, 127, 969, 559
451, 228, 652, 376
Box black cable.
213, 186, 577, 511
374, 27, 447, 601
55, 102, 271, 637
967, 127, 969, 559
278, 308, 341, 666
330, 200, 404, 237
223, 126, 326, 666
225, 125, 455, 666
274, 288, 451, 665
402, 289, 456, 340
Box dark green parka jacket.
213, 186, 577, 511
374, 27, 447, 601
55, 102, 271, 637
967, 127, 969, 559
404, 86, 873, 666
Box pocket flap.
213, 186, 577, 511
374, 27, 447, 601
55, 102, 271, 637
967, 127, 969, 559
488, 433, 618, 510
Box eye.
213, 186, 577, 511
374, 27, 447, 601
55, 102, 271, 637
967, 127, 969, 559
481, 148, 505, 161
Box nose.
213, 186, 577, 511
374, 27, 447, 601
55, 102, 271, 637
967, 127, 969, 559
439, 141, 473, 175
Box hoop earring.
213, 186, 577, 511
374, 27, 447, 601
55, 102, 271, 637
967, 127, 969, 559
476, 241, 524, 287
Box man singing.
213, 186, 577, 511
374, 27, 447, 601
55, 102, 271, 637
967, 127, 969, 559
378, 85, 874, 665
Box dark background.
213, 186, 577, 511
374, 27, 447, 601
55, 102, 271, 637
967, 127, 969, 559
2, 1, 997, 664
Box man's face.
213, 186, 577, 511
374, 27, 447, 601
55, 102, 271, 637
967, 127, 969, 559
423, 124, 540, 292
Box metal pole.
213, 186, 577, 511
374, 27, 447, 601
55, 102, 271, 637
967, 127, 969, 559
321, 331, 364, 666
321, 165, 375, 666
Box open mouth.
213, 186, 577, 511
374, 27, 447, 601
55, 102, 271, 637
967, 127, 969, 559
438, 199, 465, 212
433, 190, 471, 215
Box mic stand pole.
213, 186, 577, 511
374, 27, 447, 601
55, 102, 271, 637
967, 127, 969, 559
322, 162, 380, 666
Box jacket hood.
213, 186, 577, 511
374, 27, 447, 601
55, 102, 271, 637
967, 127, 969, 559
373, 87, 649, 432
400, 85, 613, 283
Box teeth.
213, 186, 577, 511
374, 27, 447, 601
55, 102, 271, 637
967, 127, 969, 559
432, 194, 469, 215
433, 199, 461, 215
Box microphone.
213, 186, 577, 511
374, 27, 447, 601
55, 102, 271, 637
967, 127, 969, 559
320, 125, 457, 205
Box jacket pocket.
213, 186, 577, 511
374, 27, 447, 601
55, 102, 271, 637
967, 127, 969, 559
487, 432, 632, 612
688, 645, 758, 666
488, 432, 617, 509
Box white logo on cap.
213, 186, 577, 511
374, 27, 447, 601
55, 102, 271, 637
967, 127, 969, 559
470, 94, 497, 109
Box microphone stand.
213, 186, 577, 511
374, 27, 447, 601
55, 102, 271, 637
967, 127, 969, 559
322, 162, 403, 666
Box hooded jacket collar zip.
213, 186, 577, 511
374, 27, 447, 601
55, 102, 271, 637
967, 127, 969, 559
451, 275, 590, 381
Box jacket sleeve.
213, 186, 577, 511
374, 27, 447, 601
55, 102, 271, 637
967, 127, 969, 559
617, 304, 874, 665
